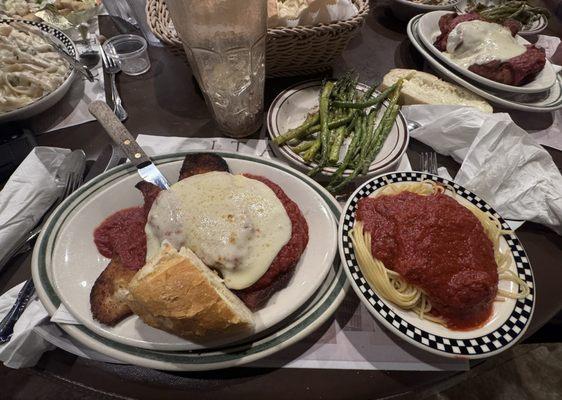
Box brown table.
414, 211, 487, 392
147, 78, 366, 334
1, 2, 562, 399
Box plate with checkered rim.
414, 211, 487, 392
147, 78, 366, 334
338, 171, 535, 359
0, 18, 77, 123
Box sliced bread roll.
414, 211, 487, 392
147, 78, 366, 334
127, 242, 254, 340
380, 69, 493, 114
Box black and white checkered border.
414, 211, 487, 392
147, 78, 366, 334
341, 172, 535, 357
0, 18, 76, 57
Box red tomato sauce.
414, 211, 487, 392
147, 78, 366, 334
356, 191, 498, 330
93, 207, 147, 270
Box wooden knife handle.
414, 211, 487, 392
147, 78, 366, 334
88, 100, 151, 166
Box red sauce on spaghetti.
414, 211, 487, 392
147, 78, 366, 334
357, 191, 498, 330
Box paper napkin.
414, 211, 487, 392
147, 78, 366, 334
0, 147, 70, 263
0, 283, 55, 368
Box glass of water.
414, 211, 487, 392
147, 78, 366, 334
166, 0, 267, 138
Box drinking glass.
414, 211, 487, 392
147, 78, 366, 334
166, 0, 267, 137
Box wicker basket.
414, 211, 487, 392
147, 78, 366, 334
146, 0, 369, 77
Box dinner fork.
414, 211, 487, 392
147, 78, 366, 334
420, 152, 438, 175
99, 39, 128, 122
0, 151, 86, 344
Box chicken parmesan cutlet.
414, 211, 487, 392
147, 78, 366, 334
90, 153, 309, 325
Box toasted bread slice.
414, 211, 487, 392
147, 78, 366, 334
90, 258, 137, 326
178, 153, 229, 181
127, 242, 254, 339
380, 69, 493, 113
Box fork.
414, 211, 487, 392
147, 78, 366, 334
419, 152, 438, 175
0, 154, 86, 344
99, 39, 128, 122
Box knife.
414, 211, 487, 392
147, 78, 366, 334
84, 144, 123, 183
88, 101, 170, 189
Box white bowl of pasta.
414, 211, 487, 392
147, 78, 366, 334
339, 171, 535, 359
0, 18, 76, 123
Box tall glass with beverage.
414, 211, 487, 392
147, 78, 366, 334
166, 0, 267, 137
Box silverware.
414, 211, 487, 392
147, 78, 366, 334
0, 150, 86, 272
77, 23, 100, 69
42, 34, 94, 82
99, 39, 128, 122
0, 150, 86, 344
407, 120, 422, 131
88, 101, 170, 189
84, 144, 123, 183
420, 152, 438, 175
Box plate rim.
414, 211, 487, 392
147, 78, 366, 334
393, 0, 461, 11
0, 17, 77, 123
453, 1, 549, 34
47, 152, 338, 351
407, 15, 562, 112
416, 10, 556, 94
338, 171, 536, 359
32, 151, 349, 371
266, 79, 410, 177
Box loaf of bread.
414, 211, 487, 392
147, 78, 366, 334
380, 69, 493, 113
126, 242, 254, 340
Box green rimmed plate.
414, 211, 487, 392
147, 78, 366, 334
32, 152, 348, 371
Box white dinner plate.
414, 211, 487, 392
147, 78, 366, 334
0, 18, 76, 123
454, 0, 548, 35
45, 152, 338, 351
407, 15, 562, 112
339, 172, 535, 359
32, 152, 348, 370
390, 0, 460, 22
417, 11, 556, 94
267, 80, 409, 181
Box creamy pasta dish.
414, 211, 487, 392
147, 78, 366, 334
0, 0, 46, 19
0, 22, 69, 114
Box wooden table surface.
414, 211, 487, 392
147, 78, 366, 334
1, 2, 561, 399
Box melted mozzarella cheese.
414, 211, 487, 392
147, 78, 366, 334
444, 20, 526, 69
145, 171, 292, 290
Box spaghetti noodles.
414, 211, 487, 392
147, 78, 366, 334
350, 180, 530, 329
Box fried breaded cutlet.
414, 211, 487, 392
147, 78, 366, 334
90, 153, 231, 327
179, 153, 230, 181
90, 258, 137, 326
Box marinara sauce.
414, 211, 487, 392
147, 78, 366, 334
93, 207, 147, 270
357, 191, 498, 330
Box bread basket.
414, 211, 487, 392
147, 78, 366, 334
146, 0, 369, 77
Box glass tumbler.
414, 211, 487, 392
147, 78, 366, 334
166, 0, 267, 137
103, 34, 151, 76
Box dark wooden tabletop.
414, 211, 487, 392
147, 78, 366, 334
1, 1, 562, 399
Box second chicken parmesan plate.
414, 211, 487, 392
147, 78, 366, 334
47, 152, 338, 351
339, 172, 535, 359
417, 10, 556, 94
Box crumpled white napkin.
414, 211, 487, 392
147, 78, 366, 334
0, 283, 120, 368
403, 105, 562, 235
535, 35, 561, 59
0, 283, 55, 368
0, 147, 70, 263
269, 0, 358, 28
